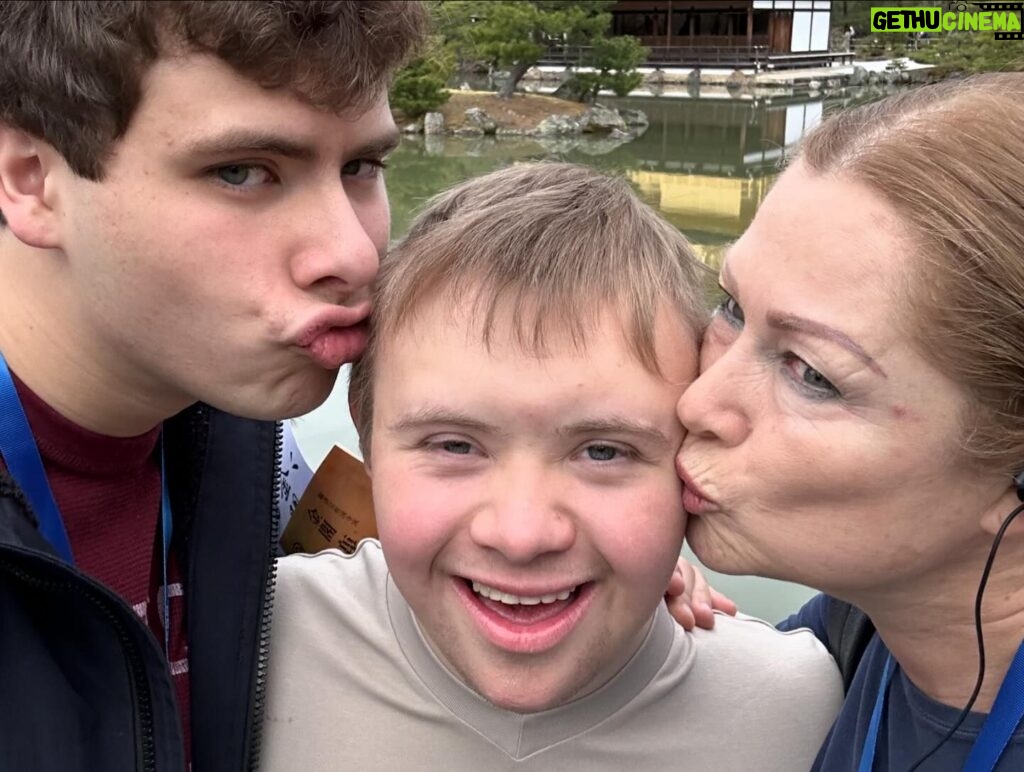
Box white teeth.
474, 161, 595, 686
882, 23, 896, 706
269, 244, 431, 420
471, 580, 576, 606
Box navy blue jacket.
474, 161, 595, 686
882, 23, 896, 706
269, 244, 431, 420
780, 594, 1024, 771
0, 405, 281, 771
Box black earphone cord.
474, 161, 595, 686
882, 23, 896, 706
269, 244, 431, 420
906, 498, 1024, 771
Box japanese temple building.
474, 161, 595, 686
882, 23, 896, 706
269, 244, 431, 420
542, 0, 847, 70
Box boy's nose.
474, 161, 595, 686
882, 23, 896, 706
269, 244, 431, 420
468, 467, 576, 564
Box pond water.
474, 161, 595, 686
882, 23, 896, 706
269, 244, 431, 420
292, 85, 896, 623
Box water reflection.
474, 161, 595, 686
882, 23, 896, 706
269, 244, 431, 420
387, 86, 895, 267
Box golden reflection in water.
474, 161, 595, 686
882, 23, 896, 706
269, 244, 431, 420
628, 170, 776, 269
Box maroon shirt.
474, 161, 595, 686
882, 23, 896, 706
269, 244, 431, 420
5, 374, 192, 764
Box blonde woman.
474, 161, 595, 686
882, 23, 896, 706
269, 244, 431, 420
676, 74, 1024, 770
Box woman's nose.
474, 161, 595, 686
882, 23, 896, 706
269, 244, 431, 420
676, 338, 752, 448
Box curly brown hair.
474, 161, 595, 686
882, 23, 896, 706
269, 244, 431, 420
0, 0, 428, 183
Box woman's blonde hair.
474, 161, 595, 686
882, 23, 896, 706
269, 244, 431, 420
797, 73, 1024, 473
349, 161, 708, 457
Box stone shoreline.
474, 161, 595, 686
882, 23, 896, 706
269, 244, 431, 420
401, 92, 649, 143
398, 58, 930, 146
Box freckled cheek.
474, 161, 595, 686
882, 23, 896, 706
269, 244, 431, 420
173, 220, 296, 325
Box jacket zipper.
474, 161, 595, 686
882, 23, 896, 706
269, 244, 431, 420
0, 556, 157, 772
245, 420, 283, 771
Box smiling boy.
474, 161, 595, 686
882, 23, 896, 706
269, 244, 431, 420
262, 163, 843, 770
0, 3, 425, 769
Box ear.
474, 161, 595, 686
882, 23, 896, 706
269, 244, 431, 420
979, 482, 1024, 538
0, 126, 62, 249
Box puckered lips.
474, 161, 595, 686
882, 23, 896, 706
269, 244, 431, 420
294, 304, 370, 369
676, 462, 719, 515
454, 576, 595, 654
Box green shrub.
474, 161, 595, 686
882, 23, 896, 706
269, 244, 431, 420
603, 70, 644, 97
561, 35, 648, 102
910, 31, 1024, 75
391, 57, 451, 119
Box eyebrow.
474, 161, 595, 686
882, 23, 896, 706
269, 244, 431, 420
767, 312, 887, 378
387, 409, 672, 448
557, 418, 673, 451
349, 129, 401, 160
181, 129, 319, 161
387, 408, 506, 438
720, 258, 887, 378
179, 127, 401, 163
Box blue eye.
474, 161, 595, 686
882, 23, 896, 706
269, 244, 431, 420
218, 165, 249, 185
582, 443, 639, 463
784, 355, 840, 400
440, 440, 473, 455
212, 164, 275, 189
586, 444, 618, 461
715, 293, 745, 329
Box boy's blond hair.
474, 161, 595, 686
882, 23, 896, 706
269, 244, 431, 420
349, 161, 708, 457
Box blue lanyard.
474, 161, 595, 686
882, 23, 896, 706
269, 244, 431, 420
859, 645, 1024, 771
964, 642, 1024, 771
0, 352, 174, 659
858, 652, 895, 772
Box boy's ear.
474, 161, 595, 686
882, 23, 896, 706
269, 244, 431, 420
0, 126, 62, 249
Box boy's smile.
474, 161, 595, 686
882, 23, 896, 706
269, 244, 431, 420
456, 576, 595, 654
368, 294, 697, 712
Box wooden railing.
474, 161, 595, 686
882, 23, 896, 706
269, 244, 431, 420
539, 45, 855, 70
539, 44, 770, 69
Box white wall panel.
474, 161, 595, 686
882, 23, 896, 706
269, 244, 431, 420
810, 10, 830, 50
791, 10, 812, 52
